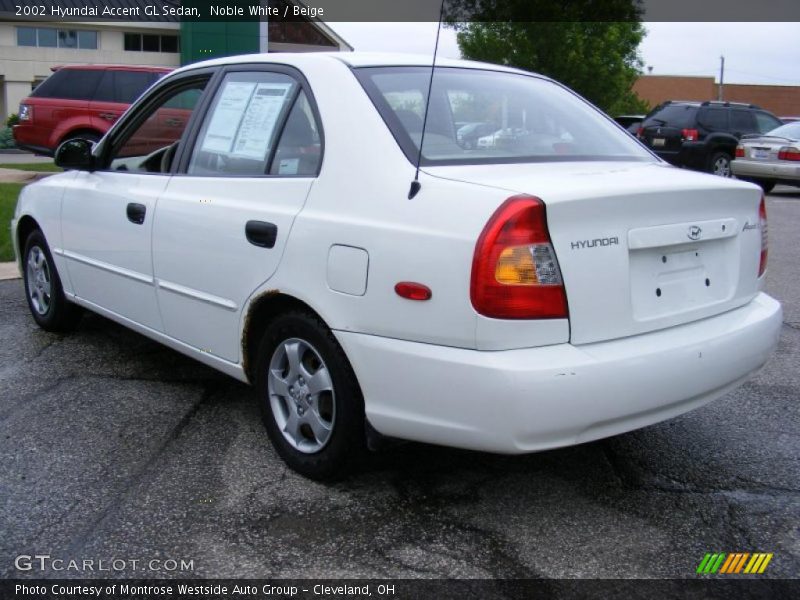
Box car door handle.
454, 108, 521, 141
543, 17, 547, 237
99, 112, 119, 121
126, 203, 146, 225
245, 220, 277, 248
165, 118, 183, 127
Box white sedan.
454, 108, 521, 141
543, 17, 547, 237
12, 53, 782, 480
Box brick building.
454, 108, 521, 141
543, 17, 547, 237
633, 75, 800, 118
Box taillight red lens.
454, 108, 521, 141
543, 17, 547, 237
636, 127, 644, 138
682, 128, 699, 141
777, 146, 800, 161
471, 195, 568, 319
758, 195, 768, 277
735, 145, 745, 158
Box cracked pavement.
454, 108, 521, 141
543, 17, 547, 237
1, 188, 798, 580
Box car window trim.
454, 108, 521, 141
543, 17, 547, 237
174, 62, 325, 179
96, 66, 220, 176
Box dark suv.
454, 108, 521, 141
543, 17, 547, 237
638, 100, 783, 177
13, 65, 171, 155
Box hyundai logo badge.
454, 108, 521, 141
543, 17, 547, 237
688, 225, 703, 241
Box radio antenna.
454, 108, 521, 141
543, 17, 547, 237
408, 0, 445, 200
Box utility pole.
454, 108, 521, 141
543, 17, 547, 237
718, 55, 725, 101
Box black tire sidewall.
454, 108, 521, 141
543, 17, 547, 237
255, 311, 365, 480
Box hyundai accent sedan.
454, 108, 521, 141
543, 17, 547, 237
12, 53, 782, 480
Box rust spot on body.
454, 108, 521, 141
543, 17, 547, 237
241, 289, 280, 383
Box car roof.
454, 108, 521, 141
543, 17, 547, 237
172, 51, 548, 79
52, 64, 172, 72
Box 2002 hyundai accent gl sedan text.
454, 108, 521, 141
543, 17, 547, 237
12, 53, 782, 479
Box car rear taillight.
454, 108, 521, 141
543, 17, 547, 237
471, 195, 568, 319
777, 146, 800, 161
18, 104, 32, 122
758, 195, 768, 277
681, 128, 699, 141
735, 145, 745, 158
636, 127, 644, 138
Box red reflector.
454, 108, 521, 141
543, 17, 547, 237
735, 146, 745, 158
395, 282, 432, 301
778, 146, 800, 161
758, 195, 768, 277
681, 128, 699, 141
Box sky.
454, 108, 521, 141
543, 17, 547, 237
330, 22, 800, 87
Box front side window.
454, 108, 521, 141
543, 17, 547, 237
188, 72, 315, 177
95, 71, 158, 104
755, 112, 783, 134
108, 80, 208, 174
356, 66, 654, 166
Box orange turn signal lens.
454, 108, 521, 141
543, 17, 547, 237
496, 245, 538, 285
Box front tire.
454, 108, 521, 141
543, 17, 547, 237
708, 151, 733, 177
22, 229, 82, 331
255, 310, 366, 480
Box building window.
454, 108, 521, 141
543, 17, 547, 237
124, 33, 179, 53
17, 27, 97, 50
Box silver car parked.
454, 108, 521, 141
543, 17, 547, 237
732, 122, 800, 192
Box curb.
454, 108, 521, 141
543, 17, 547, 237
0, 262, 20, 281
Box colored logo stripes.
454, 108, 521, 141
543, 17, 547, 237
696, 552, 773, 574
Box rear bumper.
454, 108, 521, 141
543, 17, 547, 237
732, 159, 800, 183
337, 293, 782, 453
653, 143, 709, 171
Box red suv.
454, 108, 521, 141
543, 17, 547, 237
13, 65, 172, 155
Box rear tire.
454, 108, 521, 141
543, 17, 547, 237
255, 310, 366, 480
22, 229, 82, 332
708, 151, 733, 177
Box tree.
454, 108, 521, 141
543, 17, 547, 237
449, 3, 650, 115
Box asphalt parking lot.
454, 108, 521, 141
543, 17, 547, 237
1, 187, 798, 580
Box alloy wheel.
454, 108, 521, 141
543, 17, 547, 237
26, 246, 52, 315
267, 338, 335, 453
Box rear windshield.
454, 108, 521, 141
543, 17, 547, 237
355, 66, 654, 166
764, 122, 800, 139
643, 105, 699, 129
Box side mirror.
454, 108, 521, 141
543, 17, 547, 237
54, 138, 96, 171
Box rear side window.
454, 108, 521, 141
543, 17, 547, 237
30, 69, 103, 101
95, 71, 158, 104
643, 105, 698, 129
269, 92, 322, 176
188, 71, 317, 177
730, 110, 756, 133
697, 108, 728, 131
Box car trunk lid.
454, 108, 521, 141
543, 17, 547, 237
741, 136, 795, 161
425, 161, 765, 345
